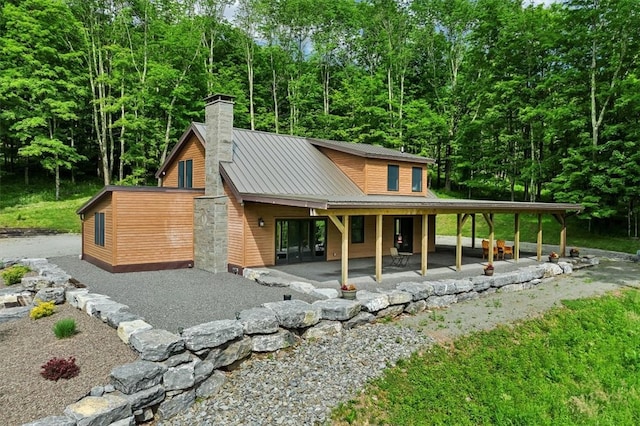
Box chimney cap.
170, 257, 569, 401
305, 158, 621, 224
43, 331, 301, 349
204, 93, 235, 105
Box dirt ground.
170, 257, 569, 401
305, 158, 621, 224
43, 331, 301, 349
401, 259, 640, 341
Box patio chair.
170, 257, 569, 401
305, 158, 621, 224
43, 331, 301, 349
497, 240, 513, 260
482, 239, 498, 260
390, 247, 410, 266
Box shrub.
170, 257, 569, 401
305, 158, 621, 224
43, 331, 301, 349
30, 300, 56, 320
53, 318, 77, 339
1, 264, 31, 285
40, 356, 80, 381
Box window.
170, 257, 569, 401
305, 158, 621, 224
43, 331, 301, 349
178, 159, 193, 188
387, 165, 399, 191
412, 167, 423, 192
94, 212, 105, 247
351, 215, 365, 244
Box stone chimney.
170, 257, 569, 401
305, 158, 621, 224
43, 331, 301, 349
194, 94, 235, 273
204, 94, 235, 196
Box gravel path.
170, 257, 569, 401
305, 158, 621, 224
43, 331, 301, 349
50, 255, 319, 333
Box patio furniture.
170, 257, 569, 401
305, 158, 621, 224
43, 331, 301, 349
482, 239, 498, 260
497, 240, 513, 260
390, 247, 411, 266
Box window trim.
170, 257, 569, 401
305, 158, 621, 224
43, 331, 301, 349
387, 165, 399, 191
412, 167, 423, 192
351, 215, 365, 244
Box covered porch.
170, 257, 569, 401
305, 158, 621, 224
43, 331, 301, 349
310, 198, 582, 285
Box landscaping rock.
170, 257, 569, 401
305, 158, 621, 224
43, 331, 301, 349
164, 352, 193, 368
310, 288, 340, 300
75, 293, 110, 310
457, 291, 480, 302
117, 320, 153, 345
426, 294, 457, 309
376, 289, 412, 305
255, 275, 288, 287
343, 312, 375, 329
85, 299, 129, 319
63, 394, 131, 426
500, 282, 533, 293
157, 389, 195, 420
110, 416, 135, 426
194, 360, 214, 384
21, 276, 53, 290
34, 287, 66, 304
182, 319, 244, 352
492, 272, 519, 288
375, 304, 405, 319
396, 282, 434, 301
110, 361, 167, 394
22, 415, 76, 426
289, 281, 315, 294
262, 299, 321, 329
0, 306, 30, 324
163, 362, 196, 391
471, 275, 493, 292
65, 289, 89, 308
541, 263, 564, 277
106, 311, 143, 329
205, 336, 252, 369
312, 299, 361, 321
356, 291, 389, 312
196, 371, 226, 399
251, 329, 296, 352
237, 307, 279, 335
302, 321, 342, 339
404, 300, 427, 315
123, 384, 165, 411
454, 279, 474, 294
559, 262, 573, 274
129, 329, 185, 361
431, 281, 457, 296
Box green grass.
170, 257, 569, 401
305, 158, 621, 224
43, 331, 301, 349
333, 290, 640, 425
53, 318, 77, 339
0, 177, 102, 233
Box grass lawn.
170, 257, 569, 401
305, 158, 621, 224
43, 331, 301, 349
0, 177, 102, 233
333, 290, 640, 425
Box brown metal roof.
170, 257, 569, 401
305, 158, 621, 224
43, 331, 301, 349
308, 138, 435, 164
221, 128, 365, 197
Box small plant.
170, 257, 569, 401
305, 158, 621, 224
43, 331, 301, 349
484, 263, 494, 275
1, 264, 31, 285
40, 356, 80, 381
341, 283, 356, 291
30, 300, 56, 320
53, 318, 77, 339
549, 251, 559, 259
570, 247, 580, 257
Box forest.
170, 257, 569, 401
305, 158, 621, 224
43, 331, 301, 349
0, 0, 638, 235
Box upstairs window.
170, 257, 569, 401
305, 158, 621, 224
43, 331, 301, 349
178, 159, 193, 188
94, 212, 105, 247
412, 167, 423, 192
351, 216, 365, 244
387, 165, 399, 191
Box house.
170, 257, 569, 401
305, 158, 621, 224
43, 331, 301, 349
78, 94, 582, 282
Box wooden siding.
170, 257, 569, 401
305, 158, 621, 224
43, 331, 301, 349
112, 190, 203, 266
82, 194, 113, 265
365, 159, 427, 196
162, 134, 206, 188
317, 147, 366, 191
226, 186, 245, 267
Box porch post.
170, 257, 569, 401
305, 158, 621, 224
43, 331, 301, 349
471, 214, 476, 248
482, 213, 495, 264
342, 215, 349, 285
554, 213, 567, 257
456, 214, 463, 271
375, 214, 383, 282
537, 214, 543, 261
421, 214, 428, 276
514, 213, 520, 262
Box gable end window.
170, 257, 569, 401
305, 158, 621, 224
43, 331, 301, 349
178, 159, 193, 188
387, 165, 399, 191
94, 212, 105, 247
412, 167, 423, 192
351, 216, 365, 244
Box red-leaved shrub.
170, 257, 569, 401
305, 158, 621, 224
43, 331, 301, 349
40, 356, 80, 381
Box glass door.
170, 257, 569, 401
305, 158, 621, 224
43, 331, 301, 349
394, 217, 414, 253
275, 219, 327, 264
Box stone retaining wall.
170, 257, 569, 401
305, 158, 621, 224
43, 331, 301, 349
3, 256, 599, 426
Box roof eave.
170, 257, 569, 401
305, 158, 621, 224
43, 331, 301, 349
155, 123, 206, 179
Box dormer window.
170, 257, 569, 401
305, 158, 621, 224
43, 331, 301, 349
178, 159, 193, 188
387, 165, 399, 191
412, 167, 423, 192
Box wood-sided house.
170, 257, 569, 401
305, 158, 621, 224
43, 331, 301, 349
78, 94, 581, 283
